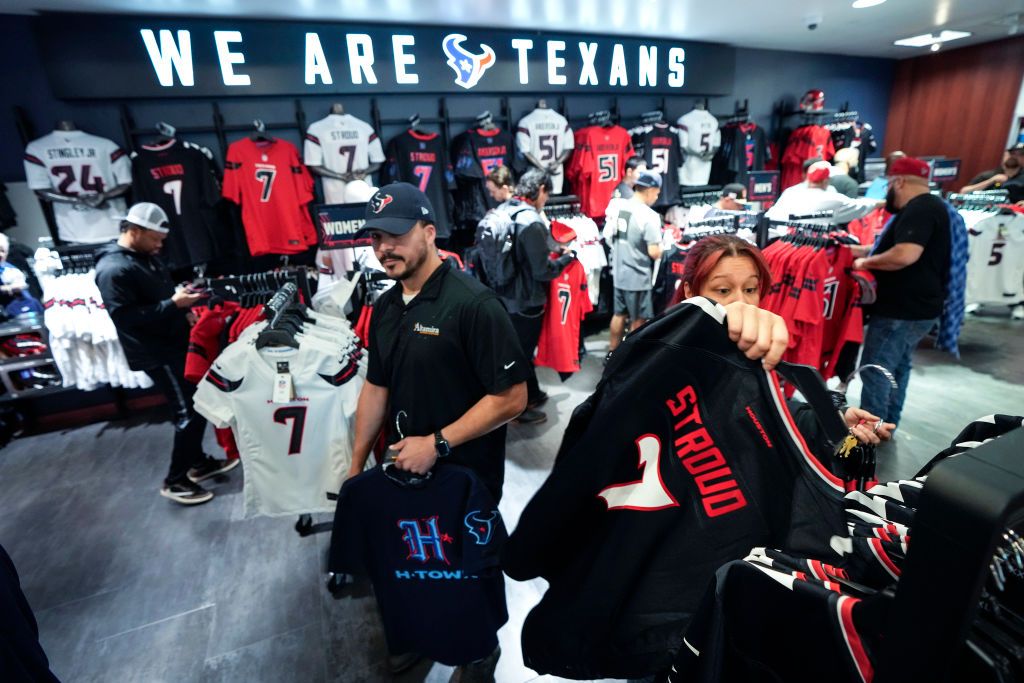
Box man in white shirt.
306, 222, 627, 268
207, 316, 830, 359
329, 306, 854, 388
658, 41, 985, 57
766, 161, 881, 225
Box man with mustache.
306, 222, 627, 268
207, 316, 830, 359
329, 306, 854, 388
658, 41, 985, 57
960, 143, 1024, 203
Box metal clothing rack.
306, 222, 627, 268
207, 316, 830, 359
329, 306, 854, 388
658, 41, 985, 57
195, 267, 314, 308
677, 188, 724, 207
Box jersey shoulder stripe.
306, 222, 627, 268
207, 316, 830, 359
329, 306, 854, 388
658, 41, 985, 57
206, 368, 243, 392
24, 153, 45, 166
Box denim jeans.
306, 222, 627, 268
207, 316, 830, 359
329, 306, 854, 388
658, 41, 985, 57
858, 316, 937, 427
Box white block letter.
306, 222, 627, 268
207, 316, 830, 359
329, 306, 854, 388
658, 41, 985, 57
213, 30, 251, 86
639, 45, 657, 87
578, 41, 599, 85
392, 35, 419, 84
511, 38, 534, 85
346, 33, 378, 84
609, 43, 628, 86
304, 32, 333, 85
140, 29, 194, 87
547, 40, 566, 85
668, 47, 686, 87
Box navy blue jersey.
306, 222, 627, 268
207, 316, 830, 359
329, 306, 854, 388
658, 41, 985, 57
328, 464, 508, 665
383, 130, 455, 239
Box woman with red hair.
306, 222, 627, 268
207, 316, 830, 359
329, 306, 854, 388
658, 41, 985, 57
670, 234, 893, 446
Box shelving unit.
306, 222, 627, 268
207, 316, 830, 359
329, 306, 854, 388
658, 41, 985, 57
0, 315, 65, 403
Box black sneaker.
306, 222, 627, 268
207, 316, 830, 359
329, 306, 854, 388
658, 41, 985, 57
187, 456, 240, 483
527, 391, 549, 409
160, 480, 214, 505
513, 408, 547, 425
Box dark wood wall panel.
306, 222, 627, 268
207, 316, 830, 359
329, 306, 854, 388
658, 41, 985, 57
885, 37, 1024, 185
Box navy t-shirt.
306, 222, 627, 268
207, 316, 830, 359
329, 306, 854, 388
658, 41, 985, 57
328, 464, 508, 665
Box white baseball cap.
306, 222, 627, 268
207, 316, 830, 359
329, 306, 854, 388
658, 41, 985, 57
120, 202, 170, 233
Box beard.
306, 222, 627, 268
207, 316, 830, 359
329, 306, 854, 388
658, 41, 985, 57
885, 187, 899, 214
379, 247, 427, 281
1005, 159, 1021, 171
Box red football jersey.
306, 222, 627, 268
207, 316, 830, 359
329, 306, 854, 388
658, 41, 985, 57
780, 125, 835, 190
535, 259, 593, 373
223, 138, 317, 256
819, 248, 865, 380
185, 302, 241, 384
568, 125, 635, 219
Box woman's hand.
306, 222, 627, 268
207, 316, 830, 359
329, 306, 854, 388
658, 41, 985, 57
723, 301, 789, 371
844, 407, 895, 445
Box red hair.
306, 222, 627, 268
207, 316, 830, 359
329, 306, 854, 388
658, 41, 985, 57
670, 235, 773, 306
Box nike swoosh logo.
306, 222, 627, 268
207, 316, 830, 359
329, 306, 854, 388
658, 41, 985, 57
503, 361, 516, 369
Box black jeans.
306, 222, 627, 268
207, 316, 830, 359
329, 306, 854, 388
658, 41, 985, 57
509, 307, 545, 405
145, 360, 208, 485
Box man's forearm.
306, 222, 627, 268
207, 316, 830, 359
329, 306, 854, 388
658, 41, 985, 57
858, 247, 917, 271
441, 383, 527, 449
351, 382, 389, 470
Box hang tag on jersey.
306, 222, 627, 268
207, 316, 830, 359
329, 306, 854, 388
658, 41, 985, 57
272, 362, 294, 404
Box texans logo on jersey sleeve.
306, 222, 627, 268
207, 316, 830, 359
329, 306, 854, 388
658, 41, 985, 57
369, 193, 393, 214
464, 510, 500, 545
442, 34, 496, 90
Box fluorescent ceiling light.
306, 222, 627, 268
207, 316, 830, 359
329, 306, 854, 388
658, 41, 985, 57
894, 30, 971, 47
852, 0, 886, 8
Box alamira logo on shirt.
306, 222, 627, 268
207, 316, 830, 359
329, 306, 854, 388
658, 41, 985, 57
413, 322, 440, 336
442, 34, 496, 89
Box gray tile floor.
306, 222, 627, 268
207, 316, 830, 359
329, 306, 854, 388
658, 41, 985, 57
2, 311, 1022, 682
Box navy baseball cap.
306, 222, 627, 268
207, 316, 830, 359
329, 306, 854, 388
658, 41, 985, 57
356, 183, 436, 237
635, 171, 663, 189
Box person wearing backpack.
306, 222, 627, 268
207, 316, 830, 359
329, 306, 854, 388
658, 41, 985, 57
497, 170, 575, 425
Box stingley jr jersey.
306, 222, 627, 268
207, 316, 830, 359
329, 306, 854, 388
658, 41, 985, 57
382, 130, 455, 239
304, 113, 385, 204
503, 297, 847, 680
193, 339, 364, 518
329, 464, 508, 666
130, 139, 222, 270
23, 130, 132, 244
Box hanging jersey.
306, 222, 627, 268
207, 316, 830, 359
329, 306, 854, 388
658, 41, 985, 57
567, 125, 635, 219
965, 214, 1024, 305
451, 127, 514, 227
303, 113, 385, 204
535, 258, 592, 373
329, 464, 508, 666
130, 139, 222, 270
781, 125, 836, 190
677, 109, 721, 186
222, 138, 317, 257
383, 130, 454, 239
819, 248, 864, 380
23, 130, 131, 243
193, 340, 364, 517
516, 108, 575, 194
629, 122, 683, 206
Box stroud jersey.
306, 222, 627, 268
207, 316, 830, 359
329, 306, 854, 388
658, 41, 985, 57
965, 213, 1024, 305
535, 258, 592, 373
677, 109, 721, 186
451, 127, 514, 228
516, 108, 575, 194
130, 139, 223, 270
223, 138, 317, 256
23, 130, 131, 243
502, 297, 847, 680
303, 113, 385, 204
328, 464, 508, 666
567, 125, 635, 219
382, 130, 455, 239
193, 338, 364, 517
629, 122, 683, 206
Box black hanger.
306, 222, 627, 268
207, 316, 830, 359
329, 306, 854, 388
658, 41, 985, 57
251, 119, 273, 143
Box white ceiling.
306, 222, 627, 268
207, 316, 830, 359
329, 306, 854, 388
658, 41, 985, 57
2, 0, 1023, 58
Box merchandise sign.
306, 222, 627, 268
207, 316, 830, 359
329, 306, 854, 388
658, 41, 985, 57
746, 170, 780, 202
35, 13, 736, 99
929, 159, 961, 184
315, 203, 371, 250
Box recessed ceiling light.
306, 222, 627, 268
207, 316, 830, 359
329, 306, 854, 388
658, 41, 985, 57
894, 30, 972, 47
852, 0, 886, 8
930, 43, 942, 51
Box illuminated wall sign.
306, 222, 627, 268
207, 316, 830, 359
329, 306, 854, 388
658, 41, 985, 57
35, 13, 736, 98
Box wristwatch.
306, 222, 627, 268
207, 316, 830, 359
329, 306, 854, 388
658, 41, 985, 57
434, 430, 451, 458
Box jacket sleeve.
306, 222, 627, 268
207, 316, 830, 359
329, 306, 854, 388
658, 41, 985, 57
519, 222, 574, 283
95, 266, 180, 328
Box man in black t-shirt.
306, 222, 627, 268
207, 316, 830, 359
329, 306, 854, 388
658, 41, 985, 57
960, 143, 1024, 203
347, 183, 529, 502
853, 157, 950, 427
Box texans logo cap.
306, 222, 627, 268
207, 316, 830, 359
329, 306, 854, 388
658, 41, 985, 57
357, 183, 436, 237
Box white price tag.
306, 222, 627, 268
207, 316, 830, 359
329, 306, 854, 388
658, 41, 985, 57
272, 362, 294, 404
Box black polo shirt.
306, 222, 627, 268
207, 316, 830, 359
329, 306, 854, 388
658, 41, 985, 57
367, 260, 531, 500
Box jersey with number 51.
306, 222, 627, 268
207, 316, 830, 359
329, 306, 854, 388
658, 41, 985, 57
193, 338, 365, 518
223, 138, 317, 256
23, 130, 132, 244
304, 113, 385, 204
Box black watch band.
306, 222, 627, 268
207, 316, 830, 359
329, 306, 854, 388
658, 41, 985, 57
434, 430, 451, 458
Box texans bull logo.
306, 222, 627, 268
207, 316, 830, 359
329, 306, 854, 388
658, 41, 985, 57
442, 34, 496, 90
464, 509, 500, 545
369, 193, 393, 214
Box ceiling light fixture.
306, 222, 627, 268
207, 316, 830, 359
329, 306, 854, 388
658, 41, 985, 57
893, 30, 972, 47
931, 43, 942, 51
852, 0, 886, 8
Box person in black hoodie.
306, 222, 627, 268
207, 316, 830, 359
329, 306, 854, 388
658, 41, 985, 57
95, 202, 237, 505
499, 170, 575, 426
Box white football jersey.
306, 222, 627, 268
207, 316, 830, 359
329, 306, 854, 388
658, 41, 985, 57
23, 130, 131, 243
516, 108, 575, 194
676, 109, 721, 187
194, 340, 365, 518
965, 214, 1024, 306
303, 114, 385, 204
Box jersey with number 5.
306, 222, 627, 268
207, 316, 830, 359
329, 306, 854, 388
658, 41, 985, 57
677, 109, 721, 186
629, 122, 683, 206
223, 138, 316, 256
304, 113, 385, 204
194, 339, 365, 518
516, 108, 575, 194
966, 214, 1024, 305
130, 139, 222, 270
24, 130, 132, 243
568, 125, 635, 219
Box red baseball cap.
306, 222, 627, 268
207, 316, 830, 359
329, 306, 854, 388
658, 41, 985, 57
889, 157, 930, 179
550, 220, 577, 244
806, 161, 831, 184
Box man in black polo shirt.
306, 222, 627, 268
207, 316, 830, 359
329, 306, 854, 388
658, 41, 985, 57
347, 183, 530, 501
853, 156, 950, 427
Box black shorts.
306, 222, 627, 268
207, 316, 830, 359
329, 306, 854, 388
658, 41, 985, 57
613, 288, 654, 320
